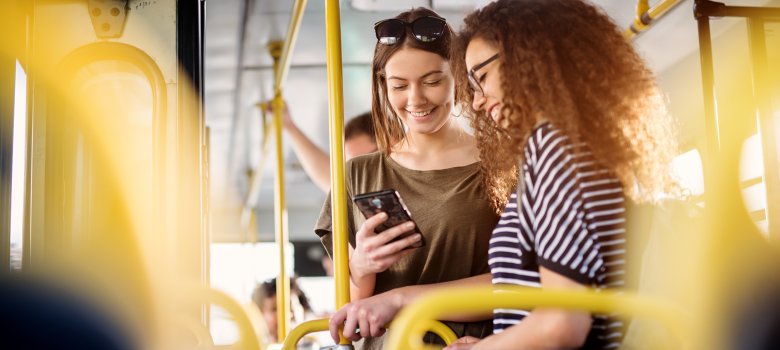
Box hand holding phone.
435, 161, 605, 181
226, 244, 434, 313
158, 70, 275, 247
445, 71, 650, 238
353, 189, 425, 249
348, 189, 425, 280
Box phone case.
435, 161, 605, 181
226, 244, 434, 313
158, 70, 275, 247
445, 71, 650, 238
352, 189, 424, 248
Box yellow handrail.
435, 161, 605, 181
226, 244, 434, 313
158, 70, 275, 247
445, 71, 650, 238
420, 320, 458, 345
175, 316, 215, 348
282, 318, 458, 349
177, 285, 262, 350
265, 41, 293, 342
272, 93, 291, 342
386, 286, 689, 350
240, 102, 272, 243
274, 0, 308, 94
624, 0, 684, 39
241, 0, 307, 241
324, 0, 351, 345
267, 0, 308, 341
636, 0, 650, 16
281, 318, 329, 350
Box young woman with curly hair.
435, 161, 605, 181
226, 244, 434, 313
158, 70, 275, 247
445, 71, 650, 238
445, 0, 678, 349
315, 7, 498, 350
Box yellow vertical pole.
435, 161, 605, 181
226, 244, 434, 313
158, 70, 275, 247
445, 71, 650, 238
268, 41, 291, 342
324, 0, 351, 345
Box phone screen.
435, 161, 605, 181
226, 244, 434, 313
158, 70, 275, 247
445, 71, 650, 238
352, 189, 424, 248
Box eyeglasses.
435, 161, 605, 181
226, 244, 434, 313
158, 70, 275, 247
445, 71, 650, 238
374, 16, 447, 45
468, 53, 500, 96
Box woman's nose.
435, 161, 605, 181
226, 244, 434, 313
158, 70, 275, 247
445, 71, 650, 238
407, 84, 428, 106
472, 92, 486, 111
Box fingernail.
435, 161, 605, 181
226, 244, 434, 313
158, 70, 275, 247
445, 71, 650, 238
405, 222, 415, 229
413, 234, 421, 241
378, 212, 388, 219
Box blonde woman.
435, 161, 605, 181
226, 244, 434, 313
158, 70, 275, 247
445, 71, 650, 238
315, 7, 498, 350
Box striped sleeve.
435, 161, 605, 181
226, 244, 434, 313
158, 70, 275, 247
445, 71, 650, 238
526, 127, 622, 285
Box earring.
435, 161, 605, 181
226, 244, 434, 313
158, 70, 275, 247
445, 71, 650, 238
451, 107, 463, 118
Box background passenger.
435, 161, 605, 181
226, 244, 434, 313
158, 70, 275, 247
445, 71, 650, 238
268, 102, 377, 192
447, 0, 678, 349
251, 277, 313, 344
315, 7, 499, 349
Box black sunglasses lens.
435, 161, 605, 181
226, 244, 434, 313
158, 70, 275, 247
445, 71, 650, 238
412, 17, 445, 42
375, 19, 405, 45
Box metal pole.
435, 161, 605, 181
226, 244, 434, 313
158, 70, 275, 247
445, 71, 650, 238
275, 0, 308, 94
268, 41, 291, 342
624, 0, 684, 39
324, 0, 351, 345
695, 1, 720, 199
746, 18, 780, 240
715, 5, 780, 18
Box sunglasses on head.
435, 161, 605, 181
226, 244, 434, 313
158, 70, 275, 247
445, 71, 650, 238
374, 16, 447, 45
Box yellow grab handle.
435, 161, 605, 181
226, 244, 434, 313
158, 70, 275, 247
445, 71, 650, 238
386, 286, 689, 350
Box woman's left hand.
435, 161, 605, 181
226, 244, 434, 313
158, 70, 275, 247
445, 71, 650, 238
328, 289, 405, 342
443, 336, 481, 350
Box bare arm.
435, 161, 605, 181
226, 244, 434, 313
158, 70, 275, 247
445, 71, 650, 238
348, 244, 376, 300
455, 267, 592, 350
395, 273, 493, 322
270, 102, 331, 191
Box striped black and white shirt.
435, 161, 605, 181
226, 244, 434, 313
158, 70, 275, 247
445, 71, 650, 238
488, 123, 626, 349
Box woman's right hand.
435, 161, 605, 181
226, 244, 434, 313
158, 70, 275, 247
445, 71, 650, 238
349, 212, 422, 281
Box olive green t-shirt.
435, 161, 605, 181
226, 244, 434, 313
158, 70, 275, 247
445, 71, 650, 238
315, 152, 499, 349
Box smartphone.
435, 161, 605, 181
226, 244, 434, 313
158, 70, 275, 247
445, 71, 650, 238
352, 189, 425, 249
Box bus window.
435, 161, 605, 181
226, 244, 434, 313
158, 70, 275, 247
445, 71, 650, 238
209, 242, 293, 345
9, 60, 27, 271
671, 148, 705, 198
741, 134, 769, 236
67, 60, 154, 245
762, 20, 779, 241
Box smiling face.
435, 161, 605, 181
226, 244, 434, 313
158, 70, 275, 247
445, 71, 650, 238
383, 47, 454, 136
465, 37, 505, 127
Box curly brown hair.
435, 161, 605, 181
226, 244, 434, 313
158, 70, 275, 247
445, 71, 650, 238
452, 0, 678, 212
371, 8, 455, 154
